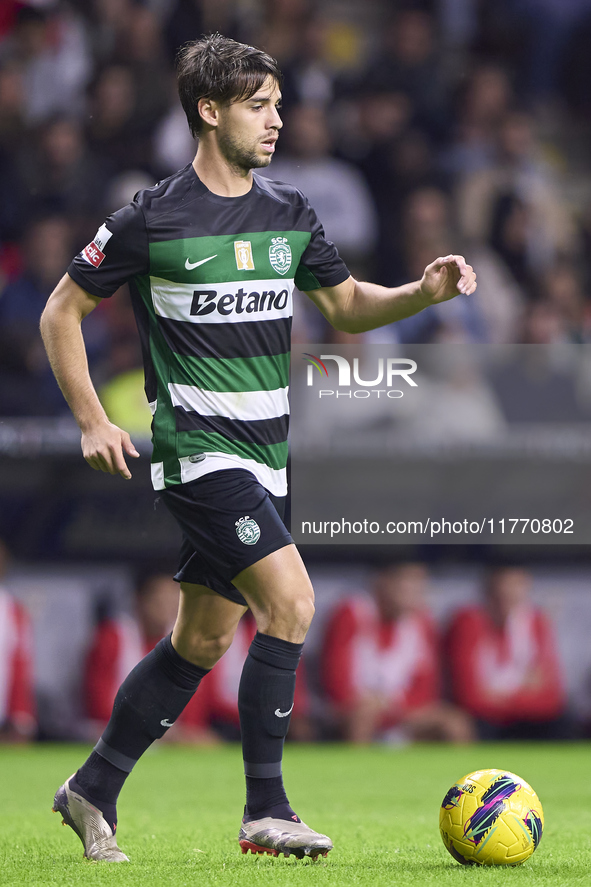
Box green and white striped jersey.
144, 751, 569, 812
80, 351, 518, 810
69, 164, 349, 495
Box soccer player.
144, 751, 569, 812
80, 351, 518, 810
40, 34, 476, 862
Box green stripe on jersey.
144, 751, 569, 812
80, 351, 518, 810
169, 353, 289, 393
149, 230, 311, 285
177, 431, 288, 471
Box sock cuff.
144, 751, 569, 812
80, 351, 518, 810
248, 632, 303, 671
95, 737, 137, 773
154, 634, 210, 691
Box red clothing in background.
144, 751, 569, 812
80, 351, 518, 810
444, 604, 566, 724
321, 596, 440, 731
198, 613, 309, 730
84, 612, 308, 733
0, 589, 36, 732
83, 616, 207, 729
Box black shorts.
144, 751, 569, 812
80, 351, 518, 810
159, 468, 293, 606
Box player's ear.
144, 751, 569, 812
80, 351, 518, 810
198, 97, 220, 129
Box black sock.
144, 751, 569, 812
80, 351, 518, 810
76, 634, 208, 813
238, 632, 303, 821
70, 761, 121, 834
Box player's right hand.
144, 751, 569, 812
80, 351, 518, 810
81, 420, 140, 480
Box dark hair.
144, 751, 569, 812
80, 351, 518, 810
176, 33, 282, 137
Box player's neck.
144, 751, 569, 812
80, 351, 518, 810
192, 147, 253, 198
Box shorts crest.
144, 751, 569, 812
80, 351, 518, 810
235, 515, 261, 545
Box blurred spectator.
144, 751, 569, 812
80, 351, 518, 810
278, 16, 336, 110
0, 540, 36, 741
102, 169, 156, 216
444, 567, 570, 739
99, 367, 152, 436
361, 10, 450, 139
0, 5, 91, 124
370, 186, 524, 344
258, 0, 314, 65
560, 8, 591, 119
443, 63, 516, 177
508, 0, 591, 105
85, 64, 146, 173
152, 76, 195, 176
83, 572, 216, 743
541, 261, 591, 343
113, 7, 169, 134
321, 564, 474, 744
163, 0, 237, 63
262, 104, 377, 272
198, 611, 313, 742
88, 0, 135, 67
488, 345, 590, 421
0, 61, 27, 153
16, 116, 109, 229
95, 284, 146, 431
456, 111, 579, 296
0, 216, 109, 416
392, 348, 507, 443
520, 300, 572, 345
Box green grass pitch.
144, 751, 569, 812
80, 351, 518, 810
1, 742, 590, 886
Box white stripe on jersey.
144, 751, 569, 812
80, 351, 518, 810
151, 461, 165, 490
169, 383, 289, 422
150, 277, 294, 324
178, 452, 287, 497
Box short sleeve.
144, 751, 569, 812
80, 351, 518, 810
294, 199, 350, 292
68, 201, 149, 299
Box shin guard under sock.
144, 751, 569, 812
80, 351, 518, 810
238, 632, 303, 820
76, 634, 208, 814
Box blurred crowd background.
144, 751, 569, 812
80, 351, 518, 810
2, 0, 591, 747
3, 543, 591, 744
2, 0, 591, 415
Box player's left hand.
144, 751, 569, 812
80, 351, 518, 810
419, 255, 477, 305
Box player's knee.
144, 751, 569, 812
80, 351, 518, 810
178, 628, 235, 669
293, 594, 315, 632
257, 591, 315, 641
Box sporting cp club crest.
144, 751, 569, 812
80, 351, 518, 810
235, 516, 261, 545
269, 236, 292, 275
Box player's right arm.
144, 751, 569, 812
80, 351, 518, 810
40, 274, 139, 479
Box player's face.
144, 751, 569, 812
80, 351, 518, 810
216, 76, 283, 173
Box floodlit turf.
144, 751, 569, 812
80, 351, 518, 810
1, 742, 590, 886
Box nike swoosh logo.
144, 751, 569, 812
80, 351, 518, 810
185, 254, 217, 270
160, 718, 175, 727
274, 704, 294, 718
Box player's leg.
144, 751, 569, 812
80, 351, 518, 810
172, 582, 247, 667
231, 544, 332, 858
53, 585, 245, 861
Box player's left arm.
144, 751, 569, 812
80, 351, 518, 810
305, 255, 477, 334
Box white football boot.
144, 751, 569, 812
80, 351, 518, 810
52, 776, 129, 862
239, 815, 333, 859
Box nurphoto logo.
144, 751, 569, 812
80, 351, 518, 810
303, 353, 418, 399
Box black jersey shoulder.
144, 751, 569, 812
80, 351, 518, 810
250, 173, 310, 210
133, 165, 316, 242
